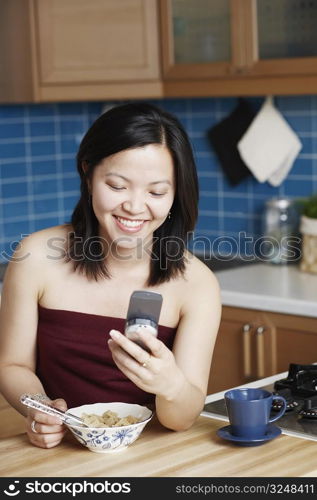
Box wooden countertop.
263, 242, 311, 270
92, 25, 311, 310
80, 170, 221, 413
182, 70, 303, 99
1, 400, 317, 478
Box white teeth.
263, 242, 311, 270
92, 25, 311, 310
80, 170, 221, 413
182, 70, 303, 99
117, 217, 143, 228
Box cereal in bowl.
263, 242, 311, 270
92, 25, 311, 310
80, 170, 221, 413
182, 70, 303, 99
81, 410, 140, 427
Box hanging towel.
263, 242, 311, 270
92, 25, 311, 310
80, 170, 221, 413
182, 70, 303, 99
237, 96, 302, 186
207, 98, 256, 186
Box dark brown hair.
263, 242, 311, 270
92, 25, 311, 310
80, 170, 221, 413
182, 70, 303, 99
67, 102, 199, 285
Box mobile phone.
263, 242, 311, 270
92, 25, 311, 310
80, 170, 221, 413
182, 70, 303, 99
125, 290, 163, 349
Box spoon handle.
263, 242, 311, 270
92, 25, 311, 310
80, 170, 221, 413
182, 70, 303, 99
20, 394, 87, 426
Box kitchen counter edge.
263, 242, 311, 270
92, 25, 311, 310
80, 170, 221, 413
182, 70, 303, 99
214, 264, 317, 319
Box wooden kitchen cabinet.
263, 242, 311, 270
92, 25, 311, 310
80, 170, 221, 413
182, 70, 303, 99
207, 306, 276, 394
160, 0, 317, 97
161, 0, 246, 81
270, 311, 317, 373
0, 0, 162, 103
2, 0, 317, 103
208, 305, 317, 394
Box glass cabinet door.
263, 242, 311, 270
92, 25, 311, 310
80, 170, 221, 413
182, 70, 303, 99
245, 0, 317, 76
172, 0, 231, 64
257, 0, 317, 60
160, 0, 317, 90
160, 0, 243, 79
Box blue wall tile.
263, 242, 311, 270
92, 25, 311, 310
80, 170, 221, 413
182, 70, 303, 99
33, 197, 60, 214
60, 138, 78, 155
0, 164, 27, 179
60, 119, 86, 136
30, 140, 56, 157
0, 122, 25, 139
31, 161, 58, 176
29, 121, 55, 137
3, 220, 31, 238
33, 177, 59, 196
1, 96, 317, 261
1, 141, 26, 159
28, 104, 57, 117
64, 194, 79, 213
61, 175, 80, 192
3, 200, 29, 219
199, 196, 219, 212
291, 158, 312, 176
61, 159, 77, 173
223, 195, 250, 214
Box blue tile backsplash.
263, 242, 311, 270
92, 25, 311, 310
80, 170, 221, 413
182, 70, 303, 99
1, 96, 317, 261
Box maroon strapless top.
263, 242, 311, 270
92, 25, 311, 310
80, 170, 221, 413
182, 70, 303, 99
36, 305, 177, 409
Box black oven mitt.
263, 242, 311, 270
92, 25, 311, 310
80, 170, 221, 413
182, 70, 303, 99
207, 98, 256, 186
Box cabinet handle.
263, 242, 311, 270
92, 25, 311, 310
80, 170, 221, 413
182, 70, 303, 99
235, 66, 248, 74
242, 323, 252, 379
256, 326, 265, 378
228, 65, 248, 75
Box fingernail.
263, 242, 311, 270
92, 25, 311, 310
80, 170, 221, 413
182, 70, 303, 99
109, 330, 120, 339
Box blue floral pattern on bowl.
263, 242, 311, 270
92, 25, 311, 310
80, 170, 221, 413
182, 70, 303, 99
65, 402, 153, 453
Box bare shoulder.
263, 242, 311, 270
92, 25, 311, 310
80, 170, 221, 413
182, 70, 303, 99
11, 224, 70, 262
184, 251, 220, 292
4, 224, 70, 281
177, 252, 220, 312
175, 251, 221, 317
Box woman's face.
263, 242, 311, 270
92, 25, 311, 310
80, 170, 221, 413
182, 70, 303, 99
90, 144, 175, 251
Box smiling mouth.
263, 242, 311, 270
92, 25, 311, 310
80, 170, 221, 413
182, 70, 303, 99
113, 215, 148, 231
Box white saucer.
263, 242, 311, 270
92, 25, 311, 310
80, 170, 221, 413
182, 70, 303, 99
216, 424, 281, 446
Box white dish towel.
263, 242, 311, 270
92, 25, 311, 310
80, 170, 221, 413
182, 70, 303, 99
237, 96, 302, 186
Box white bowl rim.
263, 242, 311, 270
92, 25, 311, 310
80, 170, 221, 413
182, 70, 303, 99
65, 402, 153, 430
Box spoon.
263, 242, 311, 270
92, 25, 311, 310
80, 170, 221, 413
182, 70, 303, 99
20, 394, 89, 427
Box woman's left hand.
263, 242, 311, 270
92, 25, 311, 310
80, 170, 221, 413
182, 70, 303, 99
107, 329, 184, 400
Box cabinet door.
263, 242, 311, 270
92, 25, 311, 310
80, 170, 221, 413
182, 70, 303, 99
245, 0, 317, 77
209, 308, 317, 395
207, 313, 248, 394
35, 0, 160, 84
267, 312, 317, 372
160, 0, 248, 80
208, 307, 276, 394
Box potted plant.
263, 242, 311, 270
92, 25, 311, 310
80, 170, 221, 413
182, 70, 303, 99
297, 194, 317, 273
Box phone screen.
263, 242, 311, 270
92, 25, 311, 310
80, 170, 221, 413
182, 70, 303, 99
126, 290, 163, 323
125, 291, 163, 348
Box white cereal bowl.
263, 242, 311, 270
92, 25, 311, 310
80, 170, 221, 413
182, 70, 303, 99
65, 402, 153, 453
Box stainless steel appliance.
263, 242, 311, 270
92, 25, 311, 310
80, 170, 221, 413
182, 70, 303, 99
203, 364, 317, 441
262, 197, 300, 264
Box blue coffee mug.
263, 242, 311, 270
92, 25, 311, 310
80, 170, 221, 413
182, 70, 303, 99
224, 388, 286, 439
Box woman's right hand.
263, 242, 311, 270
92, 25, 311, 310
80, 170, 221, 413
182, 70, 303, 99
26, 398, 67, 448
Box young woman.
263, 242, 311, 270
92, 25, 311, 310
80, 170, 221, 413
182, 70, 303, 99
0, 103, 221, 448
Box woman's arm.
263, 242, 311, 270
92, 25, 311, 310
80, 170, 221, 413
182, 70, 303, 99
0, 234, 67, 447
108, 260, 221, 431
155, 262, 221, 430
0, 235, 44, 414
